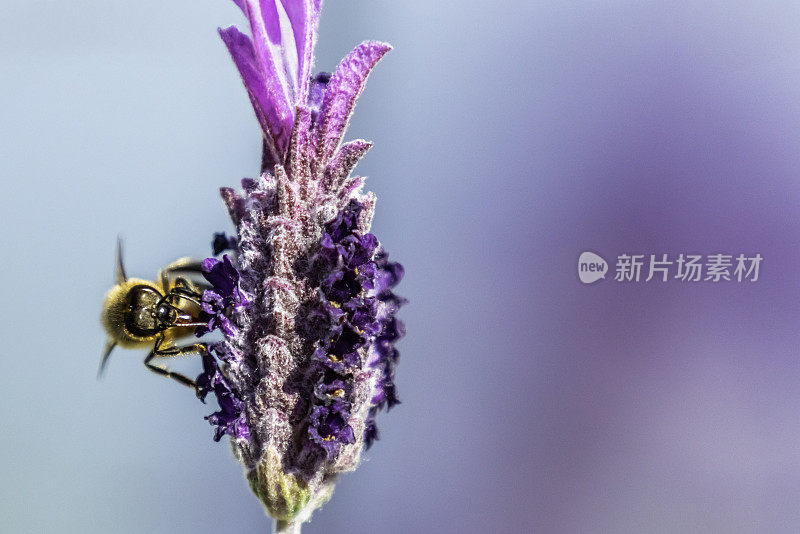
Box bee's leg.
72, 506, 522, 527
175, 285, 201, 299
144, 352, 197, 389
167, 285, 204, 306
143, 338, 207, 390
174, 279, 213, 299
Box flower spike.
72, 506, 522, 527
202, 2, 404, 530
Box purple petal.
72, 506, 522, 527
202, 256, 236, 296
364, 413, 380, 449
317, 41, 392, 163
282, 0, 322, 104
196, 347, 250, 441
218, 26, 283, 164
218, 315, 239, 338
243, 0, 295, 131
339, 424, 355, 444
330, 324, 366, 354
324, 269, 362, 303
314, 379, 350, 402
325, 199, 363, 241
312, 347, 347, 373
221, 254, 239, 279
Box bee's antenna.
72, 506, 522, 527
97, 340, 117, 379
115, 236, 128, 284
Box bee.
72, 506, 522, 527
99, 239, 210, 389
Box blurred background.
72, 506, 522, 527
3, 1, 800, 532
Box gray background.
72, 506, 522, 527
5, 1, 800, 533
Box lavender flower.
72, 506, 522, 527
197, 348, 250, 442
196, 1, 405, 530
196, 255, 249, 338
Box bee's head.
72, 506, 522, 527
98, 239, 164, 377
101, 280, 165, 345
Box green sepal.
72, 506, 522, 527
247, 447, 311, 521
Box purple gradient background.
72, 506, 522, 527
3, 1, 800, 533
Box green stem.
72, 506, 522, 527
273, 519, 302, 534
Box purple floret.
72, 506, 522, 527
195, 255, 249, 337
297, 200, 405, 460
337, 234, 379, 269
323, 269, 363, 303
308, 72, 331, 122
308, 402, 355, 459
325, 200, 363, 242
313, 377, 352, 403
366, 249, 406, 419
364, 407, 380, 449
311, 346, 361, 375
202, 255, 239, 297
212, 232, 237, 256
197, 290, 237, 338
197, 348, 250, 442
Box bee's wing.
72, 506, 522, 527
115, 237, 127, 284
97, 340, 117, 378
160, 258, 211, 292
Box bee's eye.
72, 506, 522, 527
156, 305, 173, 322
